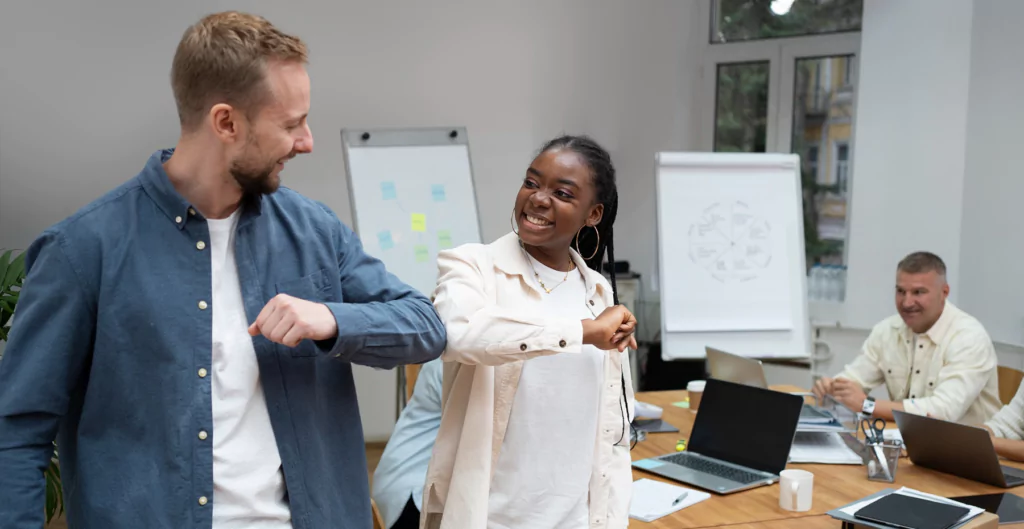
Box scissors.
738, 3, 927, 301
860, 417, 886, 444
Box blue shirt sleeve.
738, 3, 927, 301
0, 231, 96, 528
313, 206, 446, 369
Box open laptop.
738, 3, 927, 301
631, 378, 803, 494
705, 346, 835, 424
894, 410, 1024, 488
706, 346, 769, 388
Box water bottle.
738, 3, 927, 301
837, 265, 847, 302
824, 265, 838, 302
808, 265, 821, 301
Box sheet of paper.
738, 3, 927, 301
788, 432, 863, 464
629, 478, 710, 523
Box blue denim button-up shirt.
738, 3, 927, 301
0, 149, 446, 529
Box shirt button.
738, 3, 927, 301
198, 496, 208, 506
888, 369, 892, 374
196, 241, 206, 250
919, 344, 924, 349
589, 300, 595, 306
559, 339, 567, 347
175, 215, 183, 224
198, 368, 208, 378
198, 430, 208, 440
189, 208, 196, 216
520, 343, 527, 351
198, 300, 208, 310
915, 370, 920, 374
911, 394, 916, 398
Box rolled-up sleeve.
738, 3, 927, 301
432, 247, 582, 366
987, 383, 1024, 440
314, 212, 446, 369
902, 330, 996, 421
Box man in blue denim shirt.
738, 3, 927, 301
0, 11, 445, 529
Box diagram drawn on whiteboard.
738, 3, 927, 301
688, 200, 772, 282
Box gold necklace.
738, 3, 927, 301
520, 242, 575, 294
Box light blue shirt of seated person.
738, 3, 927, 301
372, 358, 444, 528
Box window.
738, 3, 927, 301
701, 0, 861, 272
834, 142, 850, 192
712, 0, 863, 44
714, 62, 770, 152
806, 143, 820, 183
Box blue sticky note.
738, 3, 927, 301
431, 184, 446, 202
632, 459, 664, 470
381, 181, 397, 200
377, 230, 394, 250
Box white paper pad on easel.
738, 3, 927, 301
629, 478, 710, 522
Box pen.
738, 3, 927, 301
672, 491, 689, 506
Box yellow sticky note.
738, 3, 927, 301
411, 213, 426, 232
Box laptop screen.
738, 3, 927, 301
688, 378, 803, 475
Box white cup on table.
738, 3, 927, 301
778, 469, 814, 512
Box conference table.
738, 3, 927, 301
631, 386, 1024, 528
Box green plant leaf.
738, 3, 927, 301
2, 250, 25, 291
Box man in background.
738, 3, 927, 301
813, 252, 999, 425
372, 359, 444, 529
0, 11, 445, 528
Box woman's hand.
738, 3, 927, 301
582, 305, 638, 352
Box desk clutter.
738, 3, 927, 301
627, 374, 1024, 527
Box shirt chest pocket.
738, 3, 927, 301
274, 268, 337, 357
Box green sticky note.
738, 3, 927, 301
672, 400, 690, 409
414, 245, 429, 263
437, 230, 453, 249
411, 213, 427, 232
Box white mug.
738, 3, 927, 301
778, 469, 813, 512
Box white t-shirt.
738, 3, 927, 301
487, 253, 605, 529
208, 209, 292, 528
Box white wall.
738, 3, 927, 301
0, 0, 700, 440
842, 0, 975, 331
958, 0, 1024, 349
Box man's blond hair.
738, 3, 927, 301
171, 11, 308, 131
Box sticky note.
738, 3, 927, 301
411, 213, 426, 232
414, 245, 429, 263
672, 400, 690, 409
431, 184, 446, 202
377, 230, 394, 250
381, 181, 397, 200
437, 230, 453, 249
632, 459, 664, 470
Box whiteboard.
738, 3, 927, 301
341, 127, 482, 298
655, 152, 811, 360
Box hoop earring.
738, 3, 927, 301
575, 225, 600, 260
510, 208, 519, 235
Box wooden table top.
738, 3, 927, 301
631, 387, 1024, 528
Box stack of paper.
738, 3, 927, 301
788, 432, 863, 464
628, 478, 710, 523
840, 487, 985, 525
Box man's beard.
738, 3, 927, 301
230, 157, 279, 196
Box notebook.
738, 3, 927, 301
628, 478, 710, 522
854, 493, 968, 529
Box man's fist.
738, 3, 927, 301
247, 294, 338, 347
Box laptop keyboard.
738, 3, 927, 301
662, 453, 766, 484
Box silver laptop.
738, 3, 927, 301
706, 346, 769, 388
894, 410, 1024, 488
632, 378, 804, 494
705, 346, 836, 424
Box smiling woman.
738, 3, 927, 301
421, 135, 640, 529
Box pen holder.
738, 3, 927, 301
864, 440, 901, 483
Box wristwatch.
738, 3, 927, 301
862, 396, 876, 415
